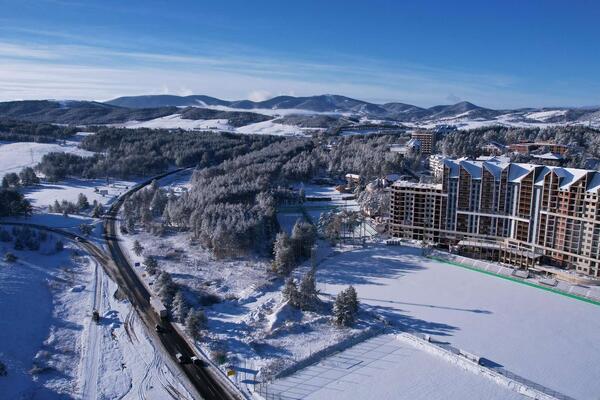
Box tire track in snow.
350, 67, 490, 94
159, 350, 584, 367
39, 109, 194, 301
81, 257, 103, 400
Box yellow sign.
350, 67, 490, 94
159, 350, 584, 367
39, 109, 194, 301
227, 369, 235, 376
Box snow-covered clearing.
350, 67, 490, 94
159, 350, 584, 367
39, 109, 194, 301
0, 140, 93, 180
235, 120, 312, 136
121, 223, 369, 384
24, 177, 137, 211
117, 114, 234, 131
265, 334, 524, 400
0, 226, 192, 399
0, 234, 89, 398
314, 244, 600, 400
525, 110, 568, 121
115, 113, 321, 136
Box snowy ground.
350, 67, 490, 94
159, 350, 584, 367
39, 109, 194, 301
118, 174, 369, 387
23, 177, 137, 211
0, 225, 192, 399
117, 114, 234, 131
265, 334, 524, 400
313, 244, 600, 400
116, 114, 321, 136
0, 140, 93, 180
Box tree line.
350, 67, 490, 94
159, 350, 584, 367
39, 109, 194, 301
35, 128, 280, 181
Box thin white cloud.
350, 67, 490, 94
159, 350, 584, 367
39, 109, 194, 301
0, 40, 593, 108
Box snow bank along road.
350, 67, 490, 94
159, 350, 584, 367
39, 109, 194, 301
104, 168, 243, 400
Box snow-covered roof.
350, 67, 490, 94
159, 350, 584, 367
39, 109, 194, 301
587, 172, 600, 193
459, 160, 483, 179
532, 152, 563, 160
508, 163, 537, 183
443, 158, 600, 192
554, 168, 588, 190
482, 160, 509, 178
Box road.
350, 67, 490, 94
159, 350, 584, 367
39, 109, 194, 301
1, 169, 243, 400
103, 169, 241, 400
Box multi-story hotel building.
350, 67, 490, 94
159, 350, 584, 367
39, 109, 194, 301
411, 131, 435, 156
390, 158, 600, 277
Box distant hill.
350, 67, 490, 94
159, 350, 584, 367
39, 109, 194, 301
0, 100, 178, 124
1, 95, 599, 132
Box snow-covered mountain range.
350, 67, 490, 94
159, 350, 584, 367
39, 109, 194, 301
1, 95, 599, 134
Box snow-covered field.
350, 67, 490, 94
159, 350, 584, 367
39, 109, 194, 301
116, 114, 320, 136
118, 114, 234, 131
0, 225, 193, 399
23, 178, 137, 213
314, 244, 600, 400
236, 119, 311, 136
267, 334, 524, 400
0, 140, 93, 180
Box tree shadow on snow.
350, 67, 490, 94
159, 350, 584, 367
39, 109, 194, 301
316, 244, 427, 286
366, 303, 459, 337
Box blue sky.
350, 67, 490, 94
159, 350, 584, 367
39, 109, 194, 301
0, 0, 598, 108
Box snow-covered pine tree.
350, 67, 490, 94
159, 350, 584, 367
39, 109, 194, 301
132, 240, 143, 256
346, 285, 359, 314
77, 193, 90, 211
272, 231, 295, 275
171, 291, 189, 323
282, 278, 300, 307
332, 287, 358, 327
185, 308, 207, 340
144, 255, 159, 275
298, 268, 319, 310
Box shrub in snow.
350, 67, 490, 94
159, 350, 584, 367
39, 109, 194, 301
0, 229, 11, 242
211, 349, 228, 365
0, 360, 6, 376
282, 278, 300, 307
79, 224, 93, 236
92, 203, 104, 218
18, 167, 39, 186
298, 268, 320, 311
154, 271, 177, 307
55, 240, 64, 252
4, 252, 17, 262
13, 239, 24, 251
2, 172, 20, 188
0, 189, 32, 217
143, 255, 158, 275
132, 240, 144, 256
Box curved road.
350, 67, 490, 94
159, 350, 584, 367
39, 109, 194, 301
2, 169, 242, 400
104, 169, 242, 400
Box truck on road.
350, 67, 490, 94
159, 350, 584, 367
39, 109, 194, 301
150, 296, 168, 320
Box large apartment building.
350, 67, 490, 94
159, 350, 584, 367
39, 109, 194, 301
390, 158, 600, 277
411, 131, 435, 156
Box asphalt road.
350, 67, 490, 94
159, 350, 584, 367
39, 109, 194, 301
2, 169, 242, 400
103, 169, 241, 400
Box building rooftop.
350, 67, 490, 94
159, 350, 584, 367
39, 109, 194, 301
391, 181, 443, 190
